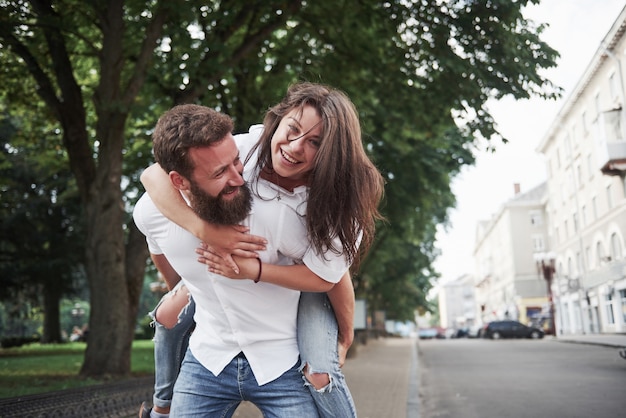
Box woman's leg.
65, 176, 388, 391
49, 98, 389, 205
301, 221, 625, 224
150, 283, 196, 413
297, 292, 357, 418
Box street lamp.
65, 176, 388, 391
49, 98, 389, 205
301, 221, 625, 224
533, 252, 557, 335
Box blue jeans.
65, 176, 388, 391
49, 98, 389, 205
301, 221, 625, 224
150, 291, 355, 417
149, 292, 196, 410
297, 292, 357, 418
171, 349, 318, 418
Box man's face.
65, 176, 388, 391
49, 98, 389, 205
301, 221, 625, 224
185, 135, 252, 225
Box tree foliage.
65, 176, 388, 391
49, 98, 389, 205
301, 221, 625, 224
0, 0, 559, 376
0, 102, 85, 343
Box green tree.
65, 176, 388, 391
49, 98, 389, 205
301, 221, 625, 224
0, 0, 559, 376
0, 105, 86, 343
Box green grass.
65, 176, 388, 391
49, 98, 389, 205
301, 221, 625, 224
0, 340, 155, 399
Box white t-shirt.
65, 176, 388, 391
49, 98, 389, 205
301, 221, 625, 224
133, 125, 349, 385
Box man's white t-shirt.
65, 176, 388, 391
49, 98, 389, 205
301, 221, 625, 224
133, 125, 349, 385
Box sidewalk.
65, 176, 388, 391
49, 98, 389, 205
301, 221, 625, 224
552, 332, 626, 349
233, 336, 419, 418
0, 337, 419, 418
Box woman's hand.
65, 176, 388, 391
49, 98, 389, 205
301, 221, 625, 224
199, 224, 266, 274
337, 330, 354, 367
196, 243, 260, 280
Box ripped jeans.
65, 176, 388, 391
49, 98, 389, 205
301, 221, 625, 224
149, 286, 356, 418
149, 281, 195, 410
297, 292, 357, 418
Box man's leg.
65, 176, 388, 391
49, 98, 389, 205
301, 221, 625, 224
145, 284, 196, 416
244, 358, 319, 418
297, 292, 357, 418
170, 349, 243, 418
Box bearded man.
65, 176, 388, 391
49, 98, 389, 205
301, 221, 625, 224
133, 105, 322, 418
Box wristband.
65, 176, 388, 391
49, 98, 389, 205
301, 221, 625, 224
254, 258, 262, 283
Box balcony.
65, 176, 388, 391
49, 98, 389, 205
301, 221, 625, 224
593, 109, 626, 175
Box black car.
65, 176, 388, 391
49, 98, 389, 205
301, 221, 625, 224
481, 320, 544, 340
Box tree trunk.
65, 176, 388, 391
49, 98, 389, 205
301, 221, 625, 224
79, 173, 132, 377
41, 281, 63, 343
78, 111, 148, 378
126, 222, 151, 331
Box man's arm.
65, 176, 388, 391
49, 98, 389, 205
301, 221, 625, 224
141, 164, 267, 272
326, 272, 355, 367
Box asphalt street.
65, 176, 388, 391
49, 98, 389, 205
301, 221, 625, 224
418, 338, 626, 418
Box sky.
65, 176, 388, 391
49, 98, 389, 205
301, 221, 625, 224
433, 0, 626, 285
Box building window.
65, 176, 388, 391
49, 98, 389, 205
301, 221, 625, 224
530, 210, 543, 226
567, 257, 574, 278
597, 241, 605, 265
568, 170, 576, 197
582, 111, 588, 133
619, 289, 626, 324
573, 212, 579, 233
532, 235, 545, 252
609, 72, 619, 102
605, 293, 615, 325
582, 205, 587, 227
611, 232, 622, 260
556, 148, 561, 169
587, 154, 594, 179
594, 93, 601, 117
592, 196, 598, 220
547, 159, 553, 177
586, 246, 591, 269
607, 185, 614, 209
565, 135, 572, 159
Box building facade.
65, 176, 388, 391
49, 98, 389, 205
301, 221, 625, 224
536, 6, 626, 335
438, 274, 476, 332
473, 184, 552, 331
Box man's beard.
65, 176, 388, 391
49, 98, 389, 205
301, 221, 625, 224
188, 180, 252, 225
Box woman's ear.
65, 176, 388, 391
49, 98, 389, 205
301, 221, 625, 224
169, 171, 190, 191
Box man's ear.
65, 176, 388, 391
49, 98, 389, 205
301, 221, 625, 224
169, 171, 190, 191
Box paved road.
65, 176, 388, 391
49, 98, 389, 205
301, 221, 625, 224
418, 338, 626, 418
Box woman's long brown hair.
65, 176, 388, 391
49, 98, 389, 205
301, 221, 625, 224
247, 82, 385, 269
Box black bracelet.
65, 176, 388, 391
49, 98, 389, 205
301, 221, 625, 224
254, 258, 262, 283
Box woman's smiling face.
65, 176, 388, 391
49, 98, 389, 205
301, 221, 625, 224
270, 105, 322, 181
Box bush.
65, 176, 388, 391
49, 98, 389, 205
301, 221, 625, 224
134, 315, 154, 340
1, 335, 41, 348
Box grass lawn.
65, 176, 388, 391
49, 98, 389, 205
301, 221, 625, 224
0, 339, 155, 399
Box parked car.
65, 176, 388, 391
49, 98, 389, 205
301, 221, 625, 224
481, 320, 544, 340
452, 328, 469, 338
467, 324, 482, 338
418, 328, 438, 339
